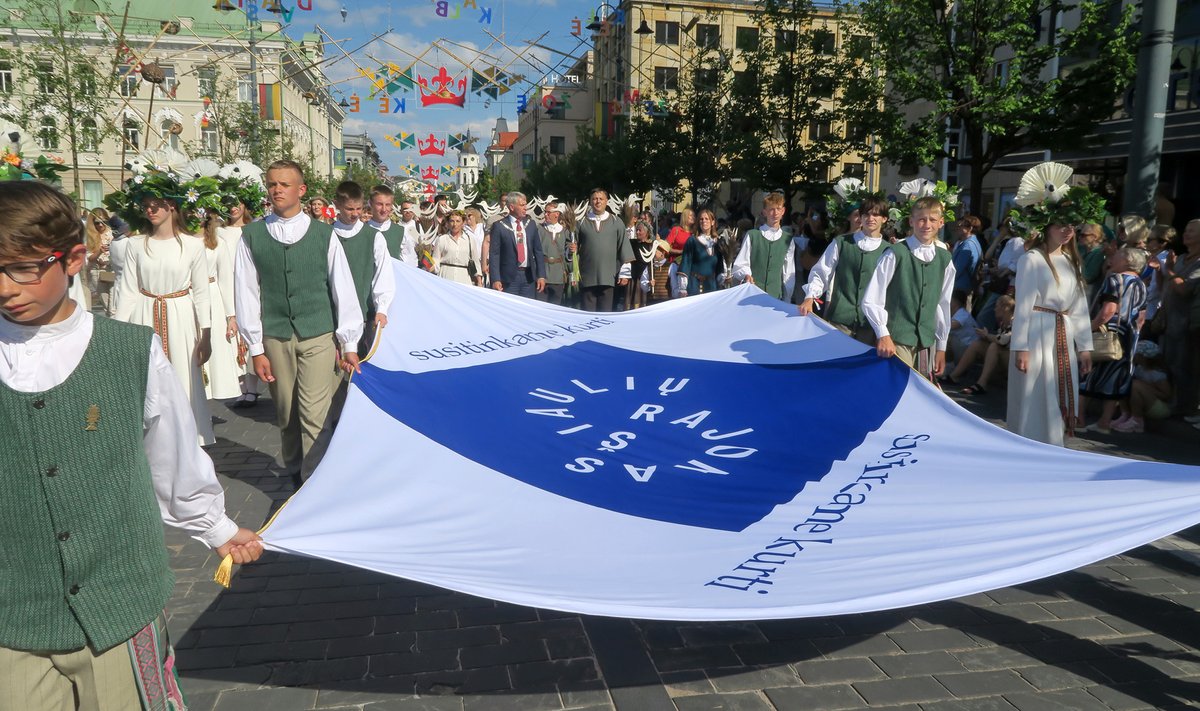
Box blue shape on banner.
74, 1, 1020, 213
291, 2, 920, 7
354, 341, 906, 532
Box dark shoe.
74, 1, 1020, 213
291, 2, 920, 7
961, 383, 987, 395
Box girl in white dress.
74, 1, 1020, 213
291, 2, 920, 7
433, 210, 481, 286
113, 197, 215, 445
198, 213, 240, 400
1007, 223, 1093, 446
219, 198, 263, 408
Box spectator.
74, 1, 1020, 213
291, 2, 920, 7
1113, 340, 1173, 433
665, 208, 694, 264
1161, 219, 1200, 417
1080, 247, 1148, 433
950, 214, 983, 307
678, 209, 724, 297
949, 295, 1015, 395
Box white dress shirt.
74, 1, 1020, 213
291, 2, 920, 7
996, 236, 1026, 275
511, 216, 530, 268
396, 219, 420, 266
862, 235, 957, 351
803, 231, 885, 300
0, 307, 238, 548
233, 211, 363, 357
333, 220, 396, 318
732, 225, 796, 301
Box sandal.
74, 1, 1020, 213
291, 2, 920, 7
961, 383, 987, 395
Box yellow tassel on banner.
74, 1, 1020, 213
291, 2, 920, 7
213, 554, 234, 588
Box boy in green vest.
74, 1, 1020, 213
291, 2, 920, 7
234, 160, 364, 490
862, 196, 957, 380
332, 180, 393, 355
732, 192, 795, 301
367, 184, 407, 261
0, 181, 262, 709
798, 194, 890, 345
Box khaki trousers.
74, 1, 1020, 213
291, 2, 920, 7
263, 332, 340, 477
831, 322, 877, 347
894, 342, 936, 381
0, 644, 140, 711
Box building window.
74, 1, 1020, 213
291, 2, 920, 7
0, 61, 10, 93
82, 180, 103, 209
695, 68, 718, 92
845, 121, 868, 142
76, 64, 96, 96
35, 63, 54, 95
237, 72, 255, 103
155, 66, 177, 98
36, 117, 58, 150
521, 153, 534, 169
842, 162, 865, 180
198, 67, 217, 99
813, 77, 834, 99
201, 126, 219, 154
775, 29, 797, 53
808, 120, 832, 140
549, 135, 566, 155
695, 23, 720, 49
735, 26, 759, 52
812, 30, 836, 55
654, 66, 679, 91
79, 118, 100, 152
655, 21, 679, 46
847, 35, 872, 60
123, 119, 140, 149
118, 66, 139, 97
161, 120, 180, 150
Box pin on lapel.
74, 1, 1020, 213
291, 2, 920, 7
85, 404, 100, 431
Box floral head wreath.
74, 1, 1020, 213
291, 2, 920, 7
103, 148, 224, 233
218, 161, 268, 219
0, 144, 68, 184
1007, 162, 1106, 230
824, 177, 887, 228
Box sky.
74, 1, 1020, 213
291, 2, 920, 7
280, 0, 592, 176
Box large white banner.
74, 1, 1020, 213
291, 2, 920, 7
260, 264, 1200, 620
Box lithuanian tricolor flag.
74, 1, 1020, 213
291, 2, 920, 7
258, 83, 282, 120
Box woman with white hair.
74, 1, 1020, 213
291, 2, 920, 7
1080, 246, 1148, 433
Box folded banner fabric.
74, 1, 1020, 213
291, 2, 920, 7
260, 264, 1200, 621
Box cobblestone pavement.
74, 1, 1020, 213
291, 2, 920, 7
171, 390, 1200, 711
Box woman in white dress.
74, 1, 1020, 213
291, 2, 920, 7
198, 213, 240, 401
218, 197, 264, 408
433, 210, 481, 286
113, 197, 214, 445
1007, 223, 1093, 446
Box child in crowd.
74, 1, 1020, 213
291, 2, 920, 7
862, 196, 956, 380
234, 160, 364, 489
0, 181, 261, 709
948, 295, 1015, 395
1112, 340, 1173, 433
332, 181, 393, 357
946, 292, 980, 366
798, 194, 890, 345
732, 192, 795, 301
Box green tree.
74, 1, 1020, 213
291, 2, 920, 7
0, 0, 123, 198
520, 128, 630, 200
726, 0, 877, 208
851, 0, 1138, 211
476, 167, 518, 204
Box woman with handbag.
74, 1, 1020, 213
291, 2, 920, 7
1079, 247, 1148, 433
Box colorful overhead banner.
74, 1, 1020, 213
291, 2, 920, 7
259, 266, 1200, 620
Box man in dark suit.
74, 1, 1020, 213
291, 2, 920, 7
489, 191, 546, 298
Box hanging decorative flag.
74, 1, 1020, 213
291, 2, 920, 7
384, 132, 416, 150
258, 269, 1200, 621
447, 133, 465, 151
418, 133, 447, 157
400, 163, 420, 178
368, 63, 416, 99
417, 67, 469, 108
470, 66, 516, 99
440, 165, 458, 177
258, 83, 283, 120
437, 180, 457, 192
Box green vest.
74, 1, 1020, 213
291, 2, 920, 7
338, 226, 376, 321
244, 219, 336, 340
378, 223, 405, 259
748, 227, 792, 300
0, 317, 173, 653
825, 233, 886, 330
884, 240, 952, 349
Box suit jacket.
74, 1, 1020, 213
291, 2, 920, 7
489, 215, 546, 285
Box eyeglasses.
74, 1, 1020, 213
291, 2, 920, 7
0, 251, 66, 284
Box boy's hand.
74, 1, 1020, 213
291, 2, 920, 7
253, 354, 275, 383
798, 298, 815, 316
876, 335, 896, 359
933, 350, 946, 376
341, 352, 362, 374
217, 528, 264, 565
375, 313, 388, 328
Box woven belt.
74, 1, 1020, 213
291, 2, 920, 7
140, 287, 190, 360
1032, 305, 1076, 436
441, 263, 468, 269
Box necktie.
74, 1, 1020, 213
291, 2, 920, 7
515, 220, 526, 264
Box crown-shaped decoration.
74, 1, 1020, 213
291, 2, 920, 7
421, 165, 440, 180
418, 67, 469, 108
418, 132, 447, 157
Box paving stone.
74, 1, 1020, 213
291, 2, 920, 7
888, 628, 982, 653
660, 670, 715, 697
960, 624, 1049, 645
370, 649, 461, 677
1086, 656, 1177, 684
1014, 661, 1101, 690
361, 699, 465, 711
672, 692, 773, 710
288, 616, 375, 641
1018, 638, 1115, 664
1084, 682, 1167, 711
678, 623, 767, 647
268, 655, 370, 685
792, 657, 886, 684
456, 603, 540, 627
416, 626, 502, 651
1038, 618, 1123, 640
1003, 689, 1111, 711
852, 676, 954, 705
412, 666, 513, 694
509, 659, 599, 688
546, 636, 592, 659
376, 611, 459, 634
460, 640, 549, 669
754, 618, 843, 641
933, 670, 1034, 697
763, 683, 865, 710
213, 687, 318, 711
810, 633, 903, 659
1035, 601, 1105, 620
328, 632, 417, 658
461, 691, 561, 711
651, 645, 742, 672
870, 651, 966, 677
920, 699, 1018, 711
706, 665, 799, 693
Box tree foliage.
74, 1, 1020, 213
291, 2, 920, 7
476, 167, 519, 204
850, 0, 1139, 210
199, 73, 296, 168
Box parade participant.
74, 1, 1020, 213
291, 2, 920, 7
577, 188, 633, 311
367, 184, 405, 261
638, 234, 675, 305
798, 194, 890, 345
84, 208, 115, 316
393, 199, 421, 267
665, 207, 694, 264
433, 210, 482, 287
732, 192, 795, 301
332, 181, 393, 356
218, 175, 267, 409
198, 212, 241, 402
538, 201, 571, 304
489, 191, 546, 299
111, 171, 216, 445
234, 160, 363, 489
862, 196, 956, 380
0, 180, 263, 711
626, 219, 658, 310
1006, 161, 1103, 446
308, 196, 334, 224
677, 208, 724, 297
